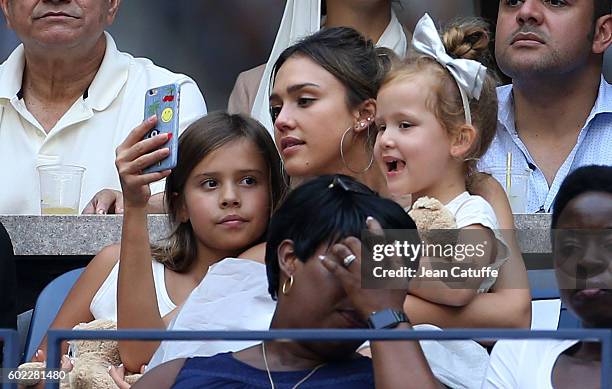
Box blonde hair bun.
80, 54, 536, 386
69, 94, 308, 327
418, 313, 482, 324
442, 18, 492, 65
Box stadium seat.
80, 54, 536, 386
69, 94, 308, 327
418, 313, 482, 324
557, 304, 582, 329
22, 268, 84, 362
528, 269, 581, 329
528, 269, 559, 300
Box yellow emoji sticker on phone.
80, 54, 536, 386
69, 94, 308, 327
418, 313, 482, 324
161, 108, 174, 123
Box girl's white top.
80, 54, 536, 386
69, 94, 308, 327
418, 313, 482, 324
90, 260, 177, 321
147, 258, 275, 370
445, 191, 510, 292
397, 192, 511, 388
483, 339, 580, 389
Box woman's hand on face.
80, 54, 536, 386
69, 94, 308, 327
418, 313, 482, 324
115, 116, 172, 209
320, 217, 407, 321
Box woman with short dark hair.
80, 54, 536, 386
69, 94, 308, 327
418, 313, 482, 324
133, 175, 439, 389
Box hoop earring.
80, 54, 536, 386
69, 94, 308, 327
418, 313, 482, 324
340, 126, 374, 174
282, 275, 294, 295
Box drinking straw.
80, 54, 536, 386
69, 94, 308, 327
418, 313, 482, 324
505, 152, 512, 192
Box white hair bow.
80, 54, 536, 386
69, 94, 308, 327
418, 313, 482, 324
411, 14, 488, 125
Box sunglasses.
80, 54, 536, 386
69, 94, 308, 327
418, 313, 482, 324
327, 175, 376, 196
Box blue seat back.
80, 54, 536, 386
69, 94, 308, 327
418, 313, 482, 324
528, 269, 559, 300
22, 267, 84, 362
558, 307, 581, 329
528, 269, 581, 329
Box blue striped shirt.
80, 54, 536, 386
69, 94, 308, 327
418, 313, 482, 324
479, 77, 612, 213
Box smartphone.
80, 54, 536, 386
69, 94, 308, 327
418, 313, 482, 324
142, 83, 180, 173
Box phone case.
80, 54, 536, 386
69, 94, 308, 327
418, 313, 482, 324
142, 83, 180, 173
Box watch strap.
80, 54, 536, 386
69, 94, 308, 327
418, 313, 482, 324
367, 308, 409, 329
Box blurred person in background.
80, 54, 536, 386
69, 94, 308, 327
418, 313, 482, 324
0, 14, 18, 57
228, 0, 410, 134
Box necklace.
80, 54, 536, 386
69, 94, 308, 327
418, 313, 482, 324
261, 342, 325, 389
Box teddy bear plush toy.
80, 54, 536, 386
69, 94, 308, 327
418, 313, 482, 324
18, 319, 142, 388
407, 196, 458, 249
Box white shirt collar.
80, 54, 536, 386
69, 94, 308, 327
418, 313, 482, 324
0, 43, 25, 100
589, 76, 612, 121
87, 31, 130, 111
497, 76, 612, 134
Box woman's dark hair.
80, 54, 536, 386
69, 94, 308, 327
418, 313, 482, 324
265, 174, 416, 299
153, 112, 288, 272
594, 0, 611, 20
552, 165, 612, 228
272, 27, 393, 112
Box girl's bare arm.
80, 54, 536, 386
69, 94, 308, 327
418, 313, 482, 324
36, 244, 120, 358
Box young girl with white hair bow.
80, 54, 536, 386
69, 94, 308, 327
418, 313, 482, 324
376, 12, 508, 304
369, 14, 512, 388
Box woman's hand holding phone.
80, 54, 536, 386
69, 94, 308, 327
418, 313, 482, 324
115, 116, 172, 209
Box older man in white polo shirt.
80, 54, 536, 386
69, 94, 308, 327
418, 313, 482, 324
0, 0, 206, 215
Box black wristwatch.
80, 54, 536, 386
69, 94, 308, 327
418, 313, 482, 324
367, 308, 409, 329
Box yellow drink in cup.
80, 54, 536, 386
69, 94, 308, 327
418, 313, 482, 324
37, 164, 86, 215
41, 206, 79, 215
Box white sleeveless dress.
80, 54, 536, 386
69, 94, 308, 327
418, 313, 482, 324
90, 260, 177, 321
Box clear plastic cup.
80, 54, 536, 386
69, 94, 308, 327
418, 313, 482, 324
485, 167, 531, 213
37, 164, 86, 215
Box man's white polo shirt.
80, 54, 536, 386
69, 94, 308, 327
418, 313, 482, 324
0, 32, 206, 214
